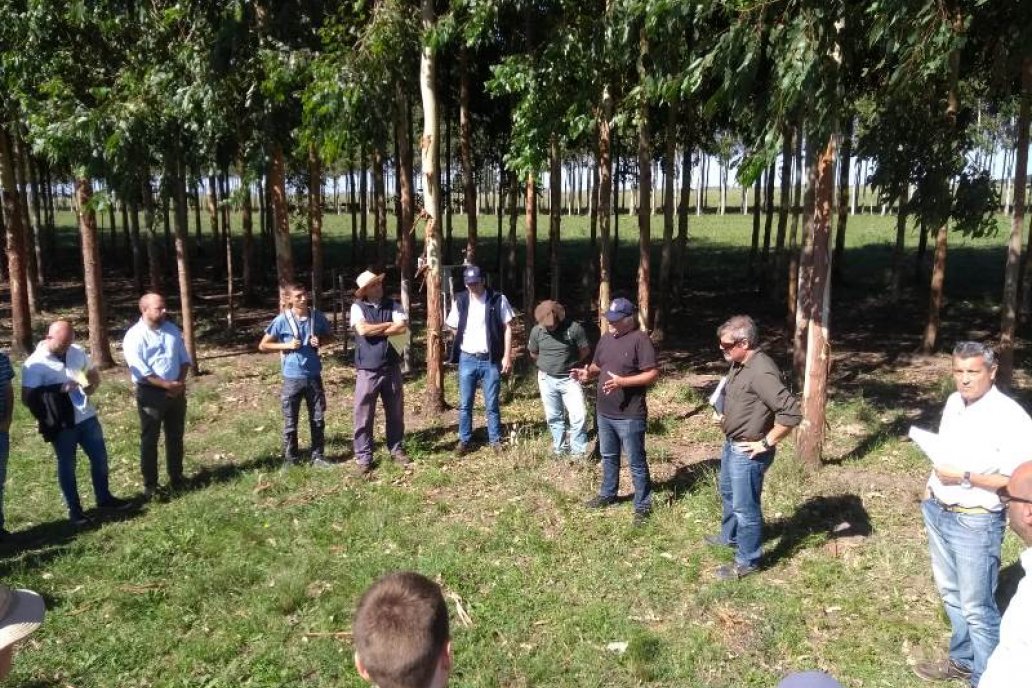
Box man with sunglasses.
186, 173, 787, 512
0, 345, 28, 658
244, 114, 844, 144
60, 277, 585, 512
914, 341, 1032, 687
705, 315, 801, 581
981, 461, 1032, 686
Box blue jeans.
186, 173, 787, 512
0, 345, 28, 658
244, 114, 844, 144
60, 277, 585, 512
53, 416, 114, 518
537, 371, 588, 455
281, 376, 326, 462
597, 415, 651, 512
0, 431, 8, 530
719, 440, 775, 568
458, 353, 502, 445
922, 497, 1005, 686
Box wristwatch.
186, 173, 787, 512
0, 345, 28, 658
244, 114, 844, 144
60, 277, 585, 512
961, 471, 972, 489
760, 437, 771, 450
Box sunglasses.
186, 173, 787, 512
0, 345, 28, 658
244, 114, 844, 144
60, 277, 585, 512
719, 339, 741, 351
999, 492, 1032, 506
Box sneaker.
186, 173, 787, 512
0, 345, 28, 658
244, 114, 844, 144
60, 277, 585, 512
456, 443, 472, 457
391, 451, 413, 467
912, 658, 972, 682
311, 458, 336, 469
99, 497, 133, 511
714, 562, 759, 581
69, 513, 92, 527
585, 495, 616, 510
703, 534, 735, 549
352, 462, 373, 478
632, 509, 651, 526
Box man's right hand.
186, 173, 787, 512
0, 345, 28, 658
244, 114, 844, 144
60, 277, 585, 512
165, 380, 185, 398
287, 338, 302, 351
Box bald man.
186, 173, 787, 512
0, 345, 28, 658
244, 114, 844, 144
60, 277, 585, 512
123, 293, 192, 498
21, 321, 130, 524
980, 461, 1032, 686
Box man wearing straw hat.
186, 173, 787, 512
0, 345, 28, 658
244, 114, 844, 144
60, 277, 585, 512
527, 300, 591, 459
0, 583, 45, 679
259, 282, 334, 470
350, 270, 410, 474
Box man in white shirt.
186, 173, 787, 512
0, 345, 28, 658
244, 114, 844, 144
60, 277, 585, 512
445, 265, 513, 455
122, 293, 192, 498
914, 342, 1032, 687
21, 321, 130, 525
980, 460, 1032, 687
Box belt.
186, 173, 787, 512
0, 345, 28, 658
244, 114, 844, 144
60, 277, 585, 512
929, 493, 994, 515
461, 351, 491, 360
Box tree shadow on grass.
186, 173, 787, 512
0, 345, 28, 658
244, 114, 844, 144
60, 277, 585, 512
763, 493, 872, 568
996, 558, 1025, 615
653, 458, 721, 504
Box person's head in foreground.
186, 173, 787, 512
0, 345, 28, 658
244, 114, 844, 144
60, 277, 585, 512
353, 572, 451, 688
0, 583, 45, 678
776, 670, 843, 688
1002, 461, 1032, 546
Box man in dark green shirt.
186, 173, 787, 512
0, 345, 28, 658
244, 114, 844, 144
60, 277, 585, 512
527, 300, 591, 457
707, 314, 801, 581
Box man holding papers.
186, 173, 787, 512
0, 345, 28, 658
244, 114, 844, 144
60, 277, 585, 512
913, 341, 1032, 687
350, 270, 411, 474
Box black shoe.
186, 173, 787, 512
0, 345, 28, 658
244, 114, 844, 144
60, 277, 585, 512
99, 497, 133, 511
585, 495, 616, 509
142, 487, 158, 501
456, 443, 471, 457
912, 659, 972, 682
632, 509, 651, 526
391, 451, 413, 467
352, 462, 373, 478
69, 513, 92, 527
703, 534, 735, 549
714, 562, 759, 581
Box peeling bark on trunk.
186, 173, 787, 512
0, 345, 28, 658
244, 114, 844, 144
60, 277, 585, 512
597, 89, 614, 332
0, 127, 32, 354
75, 178, 115, 367
170, 149, 198, 374
832, 121, 853, 285
372, 146, 387, 271
396, 83, 416, 373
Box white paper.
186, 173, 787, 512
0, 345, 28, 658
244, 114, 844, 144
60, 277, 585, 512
388, 330, 411, 355
908, 426, 954, 467
709, 376, 728, 414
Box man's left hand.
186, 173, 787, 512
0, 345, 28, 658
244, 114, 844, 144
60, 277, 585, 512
309, 335, 320, 348
737, 440, 770, 459
934, 465, 964, 485
501, 356, 512, 374
602, 372, 621, 395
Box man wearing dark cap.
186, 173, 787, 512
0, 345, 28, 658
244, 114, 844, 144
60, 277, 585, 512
445, 265, 515, 454
527, 300, 591, 458
571, 297, 657, 525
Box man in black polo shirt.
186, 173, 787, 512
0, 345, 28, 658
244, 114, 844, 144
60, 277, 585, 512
571, 298, 658, 525
527, 300, 591, 458
707, 314, 801, 581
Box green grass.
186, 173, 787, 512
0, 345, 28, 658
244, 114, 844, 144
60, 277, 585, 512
2, 208, 1028, 686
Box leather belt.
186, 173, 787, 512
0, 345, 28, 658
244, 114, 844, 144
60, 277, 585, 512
929, 493, 993, 515
461, 351, 491, 360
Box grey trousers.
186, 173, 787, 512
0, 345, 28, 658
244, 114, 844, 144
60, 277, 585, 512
136, 385, 187, 490
353, 365, 404, 465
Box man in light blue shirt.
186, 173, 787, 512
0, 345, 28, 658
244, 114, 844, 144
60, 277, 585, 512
122, 293, 192, 498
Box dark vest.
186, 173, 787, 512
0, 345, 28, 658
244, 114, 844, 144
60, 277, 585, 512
450, 289, 505, 364
354, 299, 401, 370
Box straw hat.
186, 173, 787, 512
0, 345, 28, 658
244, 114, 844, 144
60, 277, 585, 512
0, 584, 44, 651
355, 271, 386, 298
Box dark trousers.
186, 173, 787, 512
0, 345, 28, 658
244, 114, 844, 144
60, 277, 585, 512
136, 385, 187, 490
353, 365, 404, 465
282, 376, 326, 463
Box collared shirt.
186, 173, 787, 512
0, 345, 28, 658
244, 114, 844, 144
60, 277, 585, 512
123, 318, 192, 384
980, 547, 1032, 687
721, 350, 801, 441
266, 309, 331, 379
528, 320, 590, 376
350, 301, 407, 328
929, 386, 1032, 510
446, 291, 514, 354
22, 342, 96, 424
592, 329, 657, 419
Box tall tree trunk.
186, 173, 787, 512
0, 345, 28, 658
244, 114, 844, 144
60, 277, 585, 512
359, 147, 368, 265
890, 186, 909, 302
13, 136, 39, 314
676, 147, 691, 291
787, 125, 804, 323
748, 175, 761, 278
832, 120, 853, 285
998, 58, 1032, 387
796, 134, 838, 469
760, 162, 776, 286
496, 163, 505, 284
207, 173, 222, 277
240, 169, 255, 304
636, 31, 652, 331
222, 172, 235, 331
141, 175, 163, 294
349, 159, 358, 265
420, 0, 445, 412
128, 197, 144, 294
269, 142, 295, 285
75, 178, 115, 367
444, 108, 453, 264
462, 48, 476, 261
28, 154, 45, 286
548, 134, 561, 300
372, 145, 388, 271
654, 103, 677, 342
773, 128, 792, 294
792, 133, 818, 386
0, 127, 32, 355
170, 148, 198, 375
396, 83, 416, 373
307, 147, 324, 309
507, 170, 519, 295
597, 89, 615, 330
525, 173, 537, 323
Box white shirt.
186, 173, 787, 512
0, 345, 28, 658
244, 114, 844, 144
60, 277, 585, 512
21, 342, 97, 424
929, 386, 1032, 510
980, 547, 1032, 687
349, 301, 408, 327
445, 291, 514, 354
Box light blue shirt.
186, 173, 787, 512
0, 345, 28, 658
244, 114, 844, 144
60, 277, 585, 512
265, 309, 331, 379
122, 318, 192, 384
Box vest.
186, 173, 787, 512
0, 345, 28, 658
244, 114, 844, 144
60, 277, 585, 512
450, 289, 505, 364
354, 299, 401, 370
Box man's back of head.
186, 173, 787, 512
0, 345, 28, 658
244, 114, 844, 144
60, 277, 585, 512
353, 571, 451, 688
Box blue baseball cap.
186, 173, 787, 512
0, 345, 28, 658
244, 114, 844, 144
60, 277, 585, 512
463, 265, 483, 285
604, 297, 636, 322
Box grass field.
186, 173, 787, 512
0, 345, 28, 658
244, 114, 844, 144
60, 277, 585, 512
0, 207, 1028, 686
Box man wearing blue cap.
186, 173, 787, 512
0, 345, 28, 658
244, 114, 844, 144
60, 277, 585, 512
570, 297, 658, 525
445, 265, 514, 454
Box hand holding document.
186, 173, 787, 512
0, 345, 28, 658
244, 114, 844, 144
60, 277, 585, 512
908, 426, 956, 468
709, 376, 728, 415
388, 330, 411, 355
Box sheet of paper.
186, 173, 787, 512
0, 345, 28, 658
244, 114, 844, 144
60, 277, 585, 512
388, 330, 411, 355
709, 376, 728, 414
908, 426, 953, 467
